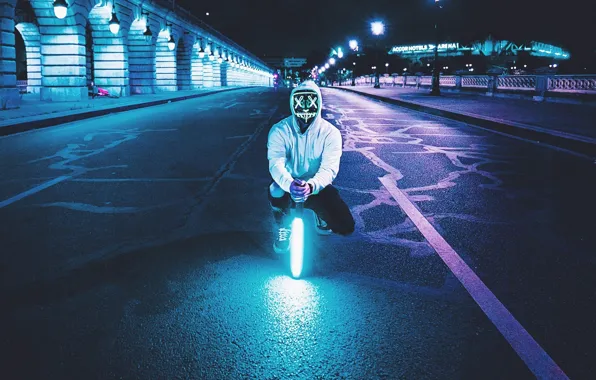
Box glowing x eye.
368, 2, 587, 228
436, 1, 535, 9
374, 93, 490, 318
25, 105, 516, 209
294, 95, 305, 109
307, 95, 317, 108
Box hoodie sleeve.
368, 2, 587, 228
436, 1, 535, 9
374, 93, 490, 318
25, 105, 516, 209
307, 127, 342, 195
267, 125, 294, 193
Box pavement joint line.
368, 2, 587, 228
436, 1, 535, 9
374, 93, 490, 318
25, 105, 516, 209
333, 87, 596, 159
378, 175, 569, 380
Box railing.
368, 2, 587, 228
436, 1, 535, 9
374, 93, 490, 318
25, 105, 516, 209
497, 75, 536, 91
462, 76, 489, 88
548, 75, 596, 94
341, 74, 596, 100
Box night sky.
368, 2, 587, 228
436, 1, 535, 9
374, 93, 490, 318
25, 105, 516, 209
176, 0, 595, 59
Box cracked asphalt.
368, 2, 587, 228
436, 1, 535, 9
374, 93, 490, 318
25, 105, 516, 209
1, 87, 594, 379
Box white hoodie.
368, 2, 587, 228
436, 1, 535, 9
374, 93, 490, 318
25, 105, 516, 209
267, 81, 342, 195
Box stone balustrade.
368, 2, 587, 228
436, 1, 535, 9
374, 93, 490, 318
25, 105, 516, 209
345, 73, 596, 102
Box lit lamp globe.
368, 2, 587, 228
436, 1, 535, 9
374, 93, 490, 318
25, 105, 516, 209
349, 40, 358, 50
329, 57, 336, 65
109, 12, 120, 35
371, 21, 385, 36
53, 0, 68, 19
168, 35, 176, 51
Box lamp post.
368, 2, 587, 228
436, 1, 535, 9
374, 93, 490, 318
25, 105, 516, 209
371, 21, 384, 88
430, 0, 443, 96
352, 61, 356, 86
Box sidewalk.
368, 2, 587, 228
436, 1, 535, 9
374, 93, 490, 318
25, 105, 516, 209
0, 87, 245, 136
336, 86, 596, 158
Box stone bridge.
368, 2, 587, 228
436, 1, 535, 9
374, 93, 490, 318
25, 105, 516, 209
0, 0, 273, 107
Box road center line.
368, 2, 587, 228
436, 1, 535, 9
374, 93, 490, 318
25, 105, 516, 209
0, 175, 71, 209
378, 176, 569, 380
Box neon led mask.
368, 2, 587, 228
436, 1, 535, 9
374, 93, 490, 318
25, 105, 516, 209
291, 90, 319, 130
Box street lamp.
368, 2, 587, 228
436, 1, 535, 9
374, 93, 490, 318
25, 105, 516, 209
198, 37, 205, 58
349, 39, 358, 51
325, 63, 330, 69
337, 47, 344, 59
109, 1, 120, 35
329, 57, 336, 65
430, 0, 443, 96
371, 21, 385, 36
53, 0, 68, 19
142, 13, 152, 42
370, 20, 385, 88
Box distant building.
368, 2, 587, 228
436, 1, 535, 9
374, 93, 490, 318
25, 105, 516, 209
387, 36, 571, 74
389, 38, 570, 60
283, 57, 307, 68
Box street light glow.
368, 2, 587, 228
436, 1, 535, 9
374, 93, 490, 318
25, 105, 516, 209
371, 21, 385, 36
329, 58, 336, 65
53, 0, 68, 19
325, 63, 330, 69
349, 40, 358, 50
337, 49, 344, 59
109, 10, 120, 35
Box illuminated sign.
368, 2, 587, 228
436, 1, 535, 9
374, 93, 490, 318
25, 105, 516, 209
390, 43, 459, 54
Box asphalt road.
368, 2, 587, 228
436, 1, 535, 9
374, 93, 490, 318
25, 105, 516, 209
1, 87, 594, 379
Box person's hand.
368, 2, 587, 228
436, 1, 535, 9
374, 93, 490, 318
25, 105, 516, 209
290, 179, 312, 199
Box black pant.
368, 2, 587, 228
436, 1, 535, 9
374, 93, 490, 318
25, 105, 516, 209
269, 183, 355, 235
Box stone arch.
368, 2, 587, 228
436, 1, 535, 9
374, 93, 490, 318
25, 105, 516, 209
155, 28, 176, 92
14, 0, 41, 94
128, 15, 157, 95
87, 1, 129, 97
176, 34, 192, 90
14, 23, 41, 94
29, 0, 97, 101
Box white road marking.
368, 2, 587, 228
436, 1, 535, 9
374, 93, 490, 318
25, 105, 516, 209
226, 134, 252, 139
379, 175, 569, 380
71, 178, 212, 183
0, 175, 71, 209
225, 102, 240, 109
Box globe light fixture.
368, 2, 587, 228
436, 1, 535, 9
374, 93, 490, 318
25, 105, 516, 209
109, 2, 120, 35
198, 37, 205, 58
53, 0, 69, 19
349, 40, 358, 51
325, 63, 330, 69
337, 48, 343, 59
329, 57, 336, 65
168, 35, 176, 51
371, 21, 384, 36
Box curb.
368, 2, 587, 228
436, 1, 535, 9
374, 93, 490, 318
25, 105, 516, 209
334, 86, 596, 159
0, 87, 252, 137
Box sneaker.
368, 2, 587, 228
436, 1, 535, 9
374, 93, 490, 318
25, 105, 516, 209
273, 227, 291, 254
314, 214, 333, 235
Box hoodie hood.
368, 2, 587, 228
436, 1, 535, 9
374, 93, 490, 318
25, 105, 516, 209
290, 80, 322, 132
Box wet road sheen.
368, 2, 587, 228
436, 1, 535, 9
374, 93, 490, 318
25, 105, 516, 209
2, 87, 593, 379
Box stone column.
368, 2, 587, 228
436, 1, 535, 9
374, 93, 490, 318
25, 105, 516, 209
38, 17, 88, 101
0, 0, 20, 108
212, 60, 221, 87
